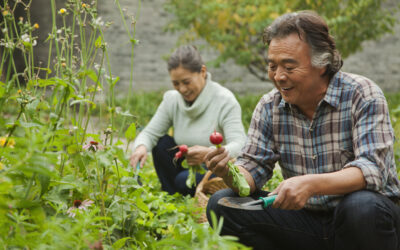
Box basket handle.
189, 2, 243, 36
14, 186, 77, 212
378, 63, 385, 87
196, 170, 213, 191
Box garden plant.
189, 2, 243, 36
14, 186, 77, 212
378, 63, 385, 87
1, 0, 400, 249
0, 0, 250, 248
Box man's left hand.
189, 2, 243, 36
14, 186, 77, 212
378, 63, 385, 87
269, 175, 314, 210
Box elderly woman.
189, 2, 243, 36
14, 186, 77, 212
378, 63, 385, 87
129, 45, 246, 196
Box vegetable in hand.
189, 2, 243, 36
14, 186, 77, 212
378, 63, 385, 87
174, 144, 205, 188
209, 131, 250, 197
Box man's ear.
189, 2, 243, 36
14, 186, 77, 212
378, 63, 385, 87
319, 66, 327, 76
200, 65, 207, 78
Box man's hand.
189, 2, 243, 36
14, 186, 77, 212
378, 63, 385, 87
186, 145, 211, 166
269, 175, 314, 210
269, 167, 366, 210
129, 145, 148, 169
204, 146, 230, 177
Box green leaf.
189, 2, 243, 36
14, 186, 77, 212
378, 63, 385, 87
0, 82, 5, 98
95, 36, 103, 48
70, 98, 96, 108
112, 237, 131, 249
38, 174, 50, 197
36, 100, 50, 111
112, 76, 120, 86
78, 69, 99, 84
136, 197, 151, 214
19, 121, 42, 128
31, 206, 46, 229
67, 144, 80, 155
116, 109, 134, 117
125, 123, 136, 141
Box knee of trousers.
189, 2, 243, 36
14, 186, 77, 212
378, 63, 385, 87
335, 190, 395, 230
206, 189, 236, 221
152, 135, 175, 155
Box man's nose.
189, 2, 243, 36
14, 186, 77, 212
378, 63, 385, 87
274, 67, 287, 82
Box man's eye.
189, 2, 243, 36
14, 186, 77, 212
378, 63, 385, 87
183, 81, 190, 85
285, 67, 294, 71
268, 65, 276, 71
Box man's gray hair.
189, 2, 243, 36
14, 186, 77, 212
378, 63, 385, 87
263, 11, 343, 79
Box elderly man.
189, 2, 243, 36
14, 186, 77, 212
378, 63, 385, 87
205, 11, 400, 250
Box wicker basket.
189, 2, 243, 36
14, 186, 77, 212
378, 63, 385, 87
194, 170, 229, 223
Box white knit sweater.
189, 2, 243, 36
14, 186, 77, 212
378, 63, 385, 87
133, 73, 246, 158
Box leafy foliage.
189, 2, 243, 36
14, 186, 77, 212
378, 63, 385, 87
0, 0, 249, 248
164, 0, 399, 81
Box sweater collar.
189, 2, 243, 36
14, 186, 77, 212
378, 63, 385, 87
178, 72, 214, 119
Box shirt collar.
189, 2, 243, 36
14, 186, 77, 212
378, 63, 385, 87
322, 71, 342, 109
278, 97, 287, 109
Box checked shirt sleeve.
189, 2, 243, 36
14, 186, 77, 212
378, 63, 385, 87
344, 90, 395, 192
235, 95, 280, 190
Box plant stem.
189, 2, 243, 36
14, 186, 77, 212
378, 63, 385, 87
3, 104, 25, 148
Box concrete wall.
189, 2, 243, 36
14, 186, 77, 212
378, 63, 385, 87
98, 0, 400, 94
29, 0, 400, 94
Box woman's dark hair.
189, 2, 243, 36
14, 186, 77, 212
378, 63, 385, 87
263, 11, 343, 79
167, 45, 204, 73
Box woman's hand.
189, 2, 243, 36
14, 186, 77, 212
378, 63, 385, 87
129, 145, 148, 169
204, 146, 230, 177
186, 145, 211, 165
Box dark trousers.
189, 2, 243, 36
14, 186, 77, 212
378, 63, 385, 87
152, 135, 206, 196
207, 188, 400, 250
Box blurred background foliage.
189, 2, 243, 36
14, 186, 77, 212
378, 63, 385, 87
165, 0, 400, 81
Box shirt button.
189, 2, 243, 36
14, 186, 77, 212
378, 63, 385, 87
312, 155, 317, 160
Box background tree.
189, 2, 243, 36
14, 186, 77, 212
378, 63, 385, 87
164, 0, 399, 81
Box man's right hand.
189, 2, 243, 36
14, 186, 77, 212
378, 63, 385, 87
129, 145, 148, 169
204, 146, 230, 178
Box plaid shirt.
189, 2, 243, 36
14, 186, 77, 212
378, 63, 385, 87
236, 71, 400, 210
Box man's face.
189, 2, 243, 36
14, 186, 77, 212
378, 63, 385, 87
267, 33, 327, 110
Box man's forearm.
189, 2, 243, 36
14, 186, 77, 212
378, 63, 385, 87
309, 166, 366, 196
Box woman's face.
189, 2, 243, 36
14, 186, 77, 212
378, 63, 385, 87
170, 65, 207, 103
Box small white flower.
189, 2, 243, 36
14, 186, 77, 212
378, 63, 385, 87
92, 17, 104, 27
56, 29, 62, 34
20, 34, 37, 47
2, 41, 14, 49
21, 34, 30, 43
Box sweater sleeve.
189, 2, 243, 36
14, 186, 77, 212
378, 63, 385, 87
218, 92, 246, 158
133, 92, 173, 151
